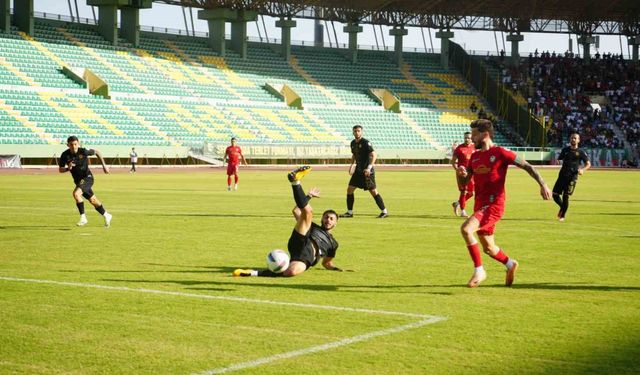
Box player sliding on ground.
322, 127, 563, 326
233, 166, 348, 277
457, 120, 552, 288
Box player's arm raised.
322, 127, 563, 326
513, 156, 551, 200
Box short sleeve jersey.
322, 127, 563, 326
558, 146, 589, 177
453, 143, 476, 168
469, 146, 517, 207
59, 148, 95, 184
225, 145, 243, 165
309, 222, 339, 259
350, 138, 374, 170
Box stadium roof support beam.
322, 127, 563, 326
389, 25, 408, 64
0, 0, 9, 33
232, 10, 257, 59
276, 17, 296, 60
628, 36, 640, 61
344, 22, 362, 64
435, 29, 454, 69
88, 0, 152, 46
198, 8, 237, 56
577, 35, 595, 60
506, 33, 524, 66
14, 0, 34, 35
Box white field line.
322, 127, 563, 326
196, 316, 445, 375
0, 276, 447, 374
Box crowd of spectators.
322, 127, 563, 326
492, 50, 640, 162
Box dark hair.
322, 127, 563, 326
352, 125, 363, 130
464, 131, 471, 136
67, 135, 78, 143
323, 209, 339, 220
231, 137, 237, 141
470, 119, 494, 139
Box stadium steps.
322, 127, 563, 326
56, 28, 152, 95
110, 99, 180, 147
288, 55, 345, 106
398, 112, 444, 149
0, 56, 40, 87
0, 99, 57, 144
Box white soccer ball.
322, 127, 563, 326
266, 249, 290, 273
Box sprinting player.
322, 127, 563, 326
129, 147, 138, 173
341, 125, 388, 218
223, 137, 248, 191
457, 119, 551, 288
553, 133, 590, 221
451, 132, 476, 217
233, 166, 346, 277
58, 136, 112, 227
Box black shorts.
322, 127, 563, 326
348, 169, 376, 190
553, 174, 577, 196
75, 175, 95, 199
287, 229, 317, 269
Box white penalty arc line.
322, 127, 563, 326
0, 276, 447, 374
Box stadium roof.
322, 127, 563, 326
154, 0, 640, 35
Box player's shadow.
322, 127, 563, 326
101, 277, 339, 291
591, 212, 640, 216
574, 199, 640, 204
0, 225, 71, 231
100, 276, 454, 294
381, 213, 461, 220
482, 282, 640, 292
59, 264, 237, 274
152, 213, 287, 219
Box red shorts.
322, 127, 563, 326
226, 163, 239, 175
457, 175, 474, 193
472, 203, 504, 236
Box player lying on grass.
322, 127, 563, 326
233, 166, 349, 277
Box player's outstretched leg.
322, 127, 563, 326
233, 269, 253, 277
287, 165, 312, 182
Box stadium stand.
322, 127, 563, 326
0, 17, 516, 160
488, 53, 636, 155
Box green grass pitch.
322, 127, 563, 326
1, 167, 639, 374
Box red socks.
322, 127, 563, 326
490, 249, 509, 264
467, 243, 482, 267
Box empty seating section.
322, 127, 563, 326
0, 18, 514, 150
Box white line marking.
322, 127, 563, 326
195, 316, 445, 375
0, 276, 447, 374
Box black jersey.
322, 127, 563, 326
59, 148, 96, 184
558, 146, 589, 177
350, 137, 374, 171
309, 222, 338, 258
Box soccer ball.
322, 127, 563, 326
266, 249, 290, 273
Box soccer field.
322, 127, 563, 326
1, 167, 639, 374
